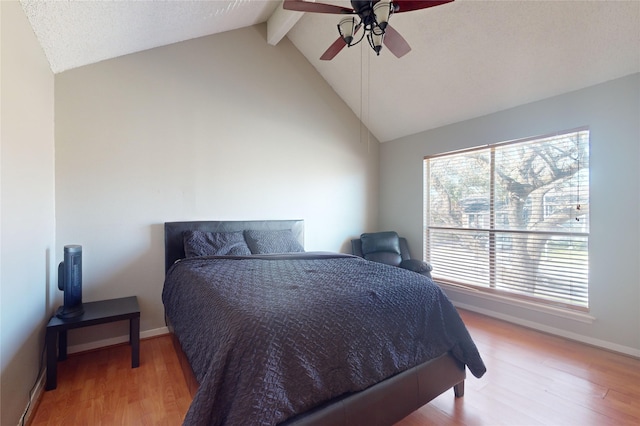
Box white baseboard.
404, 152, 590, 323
67, 326, 169, 355
18, 369, 45, 426
453, 301, 640, 359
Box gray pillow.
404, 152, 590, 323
243, 229, 304, 254
183, 230, 252, 257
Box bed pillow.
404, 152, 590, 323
243, 229, 304, 254
183, 230, 252, 257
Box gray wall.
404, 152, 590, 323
380, 73, 640, 355
1, 1, 56, 424
54, 24, 380, 349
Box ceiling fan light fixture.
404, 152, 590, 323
338, 17, 356, 46
373, 2, 393, 31
336, 2, 391, 55
367, 31, 384, 55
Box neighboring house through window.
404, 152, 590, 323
424, 128, 590, 310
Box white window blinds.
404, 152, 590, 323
424, 129, 590, 310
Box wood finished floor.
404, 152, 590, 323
30, 336, 191, 425
30, 310, 640, 425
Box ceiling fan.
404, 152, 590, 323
283, 0, 454, 60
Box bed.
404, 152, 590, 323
162, 220, 485, 426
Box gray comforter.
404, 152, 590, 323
162, 253, 485, 426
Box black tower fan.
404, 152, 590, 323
56, 245, 84, 319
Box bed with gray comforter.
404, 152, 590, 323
162, 252, 486, 425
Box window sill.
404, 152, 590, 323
437, 281, 596, 324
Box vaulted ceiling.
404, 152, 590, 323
21, 0, 640, 142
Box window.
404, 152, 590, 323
424, 129, 590, 310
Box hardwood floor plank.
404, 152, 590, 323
30, 310, 640, 426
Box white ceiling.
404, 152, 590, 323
21, 0, 640, 142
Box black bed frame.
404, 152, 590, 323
164, 220, 465, 425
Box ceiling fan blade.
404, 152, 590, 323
393, 0, 454, 13
320, 37, 348, 60
320, 24, 361, 60
383, 24, 411, 58
283, 0, 354, 15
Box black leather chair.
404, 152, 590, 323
351, 231, 433, 278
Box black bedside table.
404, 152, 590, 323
45, 296, 140, 391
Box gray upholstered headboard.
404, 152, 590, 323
164, 220, 304, 273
